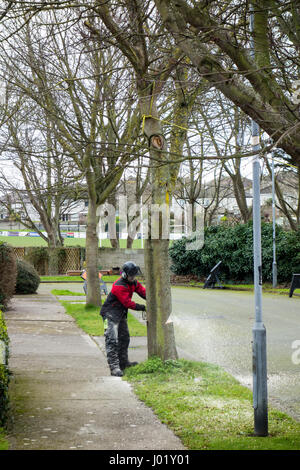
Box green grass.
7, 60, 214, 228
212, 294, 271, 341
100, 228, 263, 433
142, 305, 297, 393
0, 428, 9, 450
41, 275, 119, 283
51, 289, 85, 296
0, 235, 143, 248
59, 300, 147, 336
172, 281, 296, 296
224, 283, 291, 294
42, 275, 83, 282
124, 357, 300, 450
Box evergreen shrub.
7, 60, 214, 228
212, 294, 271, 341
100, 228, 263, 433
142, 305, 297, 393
169, 222, 300, 283
0, 243, 17, 308
0, 309, 10, 426
15, 260, 40, 294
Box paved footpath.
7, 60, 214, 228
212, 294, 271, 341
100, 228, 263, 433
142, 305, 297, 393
4, 291, 185, 451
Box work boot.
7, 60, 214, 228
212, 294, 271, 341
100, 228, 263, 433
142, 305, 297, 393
111, 368, 123, 377
121, 361, 138, 370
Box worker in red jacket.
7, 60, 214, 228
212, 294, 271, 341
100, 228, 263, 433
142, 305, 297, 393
100, 261, 146, 377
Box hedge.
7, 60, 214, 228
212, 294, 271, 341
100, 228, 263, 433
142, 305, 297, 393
15, 259, 40, 295
0, 310, 10, 426
169, 222, 300, 283
0, 242, 17, 308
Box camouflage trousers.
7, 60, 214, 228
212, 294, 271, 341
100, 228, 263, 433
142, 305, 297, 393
104, 316, 130, 371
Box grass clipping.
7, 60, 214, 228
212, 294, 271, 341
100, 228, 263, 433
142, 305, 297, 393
0, 428, 9, 451
124, 357, 300, 450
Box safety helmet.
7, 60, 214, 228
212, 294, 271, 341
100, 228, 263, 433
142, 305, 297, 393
121, 261, 140, 279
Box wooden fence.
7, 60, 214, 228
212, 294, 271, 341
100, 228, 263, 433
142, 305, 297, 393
12, 247, 82, 275
12, 246, 147, 275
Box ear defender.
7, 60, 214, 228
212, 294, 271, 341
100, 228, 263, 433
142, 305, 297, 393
122, 271, 127, 279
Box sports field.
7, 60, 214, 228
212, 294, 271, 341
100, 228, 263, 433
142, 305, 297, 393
0, 235, 143, 248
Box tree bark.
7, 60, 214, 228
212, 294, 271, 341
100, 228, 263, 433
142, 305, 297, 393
85, 171, 101, 307
140, 90, 178, 360
48, 246, 60, 276
126, 236, 134, 249
145, 238, 177, 359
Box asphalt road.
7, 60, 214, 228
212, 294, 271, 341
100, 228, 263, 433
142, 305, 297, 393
170, 287, 300, 422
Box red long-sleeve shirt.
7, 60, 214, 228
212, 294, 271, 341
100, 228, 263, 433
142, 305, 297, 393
100, 276, 146, 321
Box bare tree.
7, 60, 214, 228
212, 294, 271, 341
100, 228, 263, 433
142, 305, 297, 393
0, 96, 82, 272
154, 0, 300, 171
0, 10, 141, 304
86, 1, 187, 359
117, 160, 151, 249
264, 155, 300, 230
197, 94, 253, 223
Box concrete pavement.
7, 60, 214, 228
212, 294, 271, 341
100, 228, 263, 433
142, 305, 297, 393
4, 290, 185, 451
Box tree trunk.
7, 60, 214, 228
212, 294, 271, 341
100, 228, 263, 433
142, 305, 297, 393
126, 236, 134, 249
140, 87, 178, 360
107, 192, 119, 248
47, 229, 64, 275
265, 159, 299, 231
110, 238, 119, 249
231, 174, 252, 223
86, 195, 101, 307
145, 238, 177, 360
144, 190, 178, 360
48, 246, 60, 275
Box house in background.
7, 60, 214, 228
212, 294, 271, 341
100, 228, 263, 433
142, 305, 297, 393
0, 193, 89, 232
1, 170, 299, 234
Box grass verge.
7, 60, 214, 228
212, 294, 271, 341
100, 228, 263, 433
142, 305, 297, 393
42, 275, 83, 282
59, 300, 147, 336
51, 289, 85, 296
0, 428, 9, 450
172, 281, 298, 296
124, 357, 300, 450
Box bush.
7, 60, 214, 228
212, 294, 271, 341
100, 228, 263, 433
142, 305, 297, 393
25, 247, 49, 275
0, 243, 17, 308
0, 309, 10, 426
15, 260, 40, 294
169, 222, 300, 284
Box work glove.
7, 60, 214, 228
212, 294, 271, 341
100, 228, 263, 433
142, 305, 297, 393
135, 304, 146, 311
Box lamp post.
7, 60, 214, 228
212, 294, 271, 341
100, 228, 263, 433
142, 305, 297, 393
272, 151, 277, 288
201, 186, 210, 227
250, 5, 268, 437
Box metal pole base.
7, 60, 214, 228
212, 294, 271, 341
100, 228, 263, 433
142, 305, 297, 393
252, 323, 268, 437
272, 262, 277, 289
